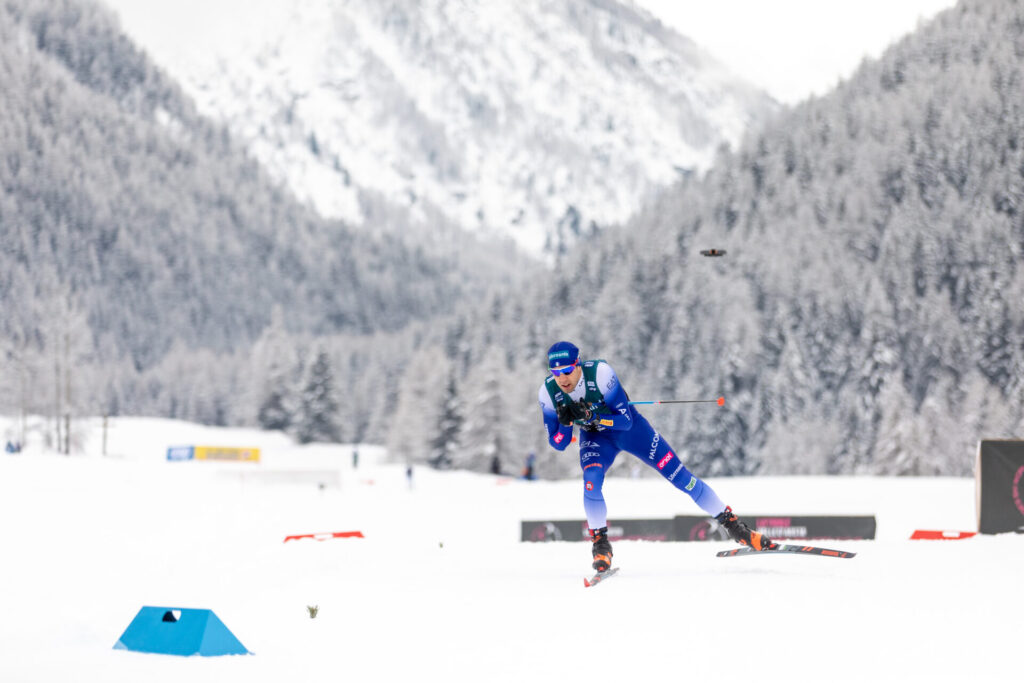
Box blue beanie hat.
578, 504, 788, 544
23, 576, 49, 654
547, 341, 580, 368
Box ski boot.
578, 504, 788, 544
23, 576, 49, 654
590, 527, 613, 572
715, 506, 778, 551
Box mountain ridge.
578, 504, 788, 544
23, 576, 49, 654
0, 0, 525, 419
103, 0, 778, 259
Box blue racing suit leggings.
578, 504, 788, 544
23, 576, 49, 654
578, 411, 726, 529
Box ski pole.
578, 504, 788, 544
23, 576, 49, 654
629, 397, 725, 407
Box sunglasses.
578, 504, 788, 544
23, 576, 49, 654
550, 361, 578, 377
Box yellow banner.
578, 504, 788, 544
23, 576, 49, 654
193, 446, 261, 463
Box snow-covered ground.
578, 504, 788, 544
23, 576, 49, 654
1, 416, 1020, 682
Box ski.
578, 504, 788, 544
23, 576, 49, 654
583, 566, 620, 587
717, 543, 856, 559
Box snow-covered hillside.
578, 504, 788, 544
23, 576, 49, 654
2, 416, 1021, 682
103, 0, 776, 258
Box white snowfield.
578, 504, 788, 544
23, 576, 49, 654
1, 417, 1020, 682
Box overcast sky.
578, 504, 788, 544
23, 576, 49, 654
632, 0, 959, 104
103, 0, 960, 106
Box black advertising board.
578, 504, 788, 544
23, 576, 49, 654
522, 515, 875, 542
672, 516, 731, 542
976, 440, 1024, 534
674, 515, 876, 541
521, 519, 675, 542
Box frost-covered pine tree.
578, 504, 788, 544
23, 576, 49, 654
295, 350, 341, 444
258, 389, 292, 432
456, 353, 506, 471
387, 345, 450, 464
253, 309, 297, 431
429, 374, 464, 469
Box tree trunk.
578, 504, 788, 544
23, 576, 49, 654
54, 350, 63, 453
63, 331, 71, 455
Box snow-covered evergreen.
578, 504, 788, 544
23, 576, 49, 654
254, 310, 298, 432
295, 350, 341, 444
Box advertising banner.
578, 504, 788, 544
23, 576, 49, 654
166, 446, 260, 463
194, 446, 260, 463
674, 515, 877, 541
976, 439, 1024, 534
523, 515, 876, 542
521, 519, 676, 542
166, 446, 195, 461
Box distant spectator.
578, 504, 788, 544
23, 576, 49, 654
4, 441, 13, 454
521, 451, 536, 481
490, 454, 502, 475
352, 447, 359, 469
406, 464, 414, 490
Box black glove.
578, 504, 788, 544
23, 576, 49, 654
555, 403, 576, 426
556, 401, 594, 426
572, 401, 596, 423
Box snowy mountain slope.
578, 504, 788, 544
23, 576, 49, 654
103, 0, 777, 258
2, 416, 1022, 683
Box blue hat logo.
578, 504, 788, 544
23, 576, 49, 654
547, 341, 580, 368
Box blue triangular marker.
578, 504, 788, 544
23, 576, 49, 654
114, 606, 250, 656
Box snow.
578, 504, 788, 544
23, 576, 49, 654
1, 416, 1021, 682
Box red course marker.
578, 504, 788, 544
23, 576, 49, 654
284, 530, 365, 543
909, 530, 976, 540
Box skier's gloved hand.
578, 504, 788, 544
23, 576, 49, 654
556, 402, 592, 426
555, 403, 576, 426
567, 401, 594, 423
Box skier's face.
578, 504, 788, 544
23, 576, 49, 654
553, 364, 582, 392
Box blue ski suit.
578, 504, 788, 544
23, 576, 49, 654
538, 360, 725, 530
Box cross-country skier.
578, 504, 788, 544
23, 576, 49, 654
538, 340, 777, 574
